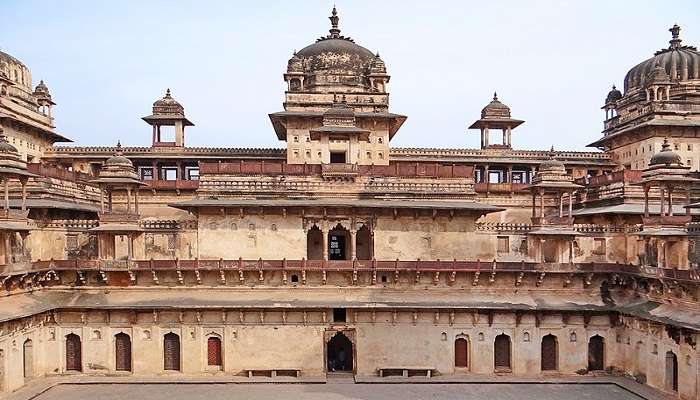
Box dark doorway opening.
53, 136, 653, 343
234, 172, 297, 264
115, 332, 132, 372
541, 334, 558, 371
327, 332, 353, 372
306, 226, 323, 260
494, 334, 511, 371
164, 332, 181, 371
333, 308, 346, 323
588, 335, 605, 371
455, 338, 469, 368
65, 334, 82, 372
665, 351, 678, 392
330, 152, 346, 164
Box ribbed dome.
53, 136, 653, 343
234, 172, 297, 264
649, 138, 683, 166
624, 25, 700, 92
0, 49, 31, 90
152, 89, 185, 116
287, 7, 380, 91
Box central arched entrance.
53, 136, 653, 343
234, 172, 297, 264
588, 335, 605, 371
327, 331, 353, 372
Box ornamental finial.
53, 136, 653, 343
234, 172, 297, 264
669, 24, 682, 49
329, 6, 340, 38
493, 92, 498, 101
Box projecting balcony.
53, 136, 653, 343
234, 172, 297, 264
642, 215, 692, 227
321, 163, 359, 180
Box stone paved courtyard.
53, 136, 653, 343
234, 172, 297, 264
32, 383, 645, 400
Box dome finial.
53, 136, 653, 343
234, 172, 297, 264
661, 137, 670, 151
669, 24, 682, 49
329, 5, 340, 38
493, 91, 498, 101
165, 88, 172, 97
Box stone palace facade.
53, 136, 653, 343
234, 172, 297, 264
0, 7, 699, 399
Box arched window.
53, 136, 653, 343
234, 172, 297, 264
207, 336, 223, 367
454, 337, 469, 368
115, 333, 132, 372
23, 339, 33, 379
541, 334, 558, 371
65, 334, 82, 371
665, 351, 678, 392
588, 335, 605, 371
163, 333, 181, 371
494, 334, 511, 371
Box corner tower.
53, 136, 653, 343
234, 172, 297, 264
269, 7, 406, 165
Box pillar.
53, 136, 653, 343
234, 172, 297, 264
126, 187, 132, 214
20, 178, 27, 212
530, 166, 536, 184
107, 188, 113, 213
322, 224, 329, 261
127, 233, 134, 261
506, 166, 512, 184
568, 191, 573, 218
484, 165, 490, 184
531, 193, 536, 218
687, 187, 692, 216
659, 187, 665, 217
643, 185, 650, 218
350, 229, 357, 260
539, 189, 545, 218
134, 187, 140, 215
152, 160, 158, 181
3, 178, 8, 211
558, 193, 563, 218
667, 185, 673, 217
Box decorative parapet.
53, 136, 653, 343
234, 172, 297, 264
41, 219, 99, 229
475, 222, 642, 234
37, 219, 197, 231
391, 147, 613, 161
141, 219, 197, 230
48, 146, 285, 157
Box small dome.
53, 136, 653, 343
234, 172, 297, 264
287, 52, 303, 73
605, 85, 622, 104
152, 88, 185, 115
480, 92, 511, 119
539, 147, 566, 174
33, 80, 50, 96
649, 138, 683, 166
369, 53, 387, 74
104, 142, 133, 168
624, 25, 700, 92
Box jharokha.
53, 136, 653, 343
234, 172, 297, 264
0, 8, 699, 398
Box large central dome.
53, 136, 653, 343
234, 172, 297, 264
623, 25, 700, 92
285, 7, 387, 93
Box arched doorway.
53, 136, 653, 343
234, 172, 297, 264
115, 333, 132, 372
541, 334, 558, 371
23, 339, 33, 379
455, 337, 469, 368
65, 334, 82, 372
356, 225, 372, 260
494, 334, 511, 371
163, 333, 180, 371
588, 335, 605, 371
328, 224, 349, 260
665, 351, 678, 392
327, 331, 353, 372
207, 336, 222, 367
633, 341, 646, 380
306, 226, 323, 260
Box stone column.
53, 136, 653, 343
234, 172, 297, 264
152, 160, 158, 180
659, 187, 665, 216
484, 165, 490, 185
108, 188, 113, 213
539, 189, 545, 218
3, 178, 8, 211
667, 185, 673, 217
126, 187, 132, 214
643, 185, 650, 218
350, 229, 357, 260
20, 178, 28, 212
531, 193, 536, 218
558, 193, 563, 218
687, 187, 692, 216
134, 187, 140, 215
568, 191, 573, 217
127, 233, 133, 261
530, 166, 536, 184
322, 222, 329, 261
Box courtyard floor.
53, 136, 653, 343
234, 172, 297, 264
22, 382, 650, 400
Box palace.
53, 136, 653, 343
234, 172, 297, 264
0, 7, 699, 399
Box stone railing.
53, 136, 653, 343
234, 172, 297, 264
41, 219, 99, 229
476, 222, 643, 234
391, 148, 613, 161
574, 170, 643, 187
27, 163, 95, 182
200, 161, 474, 179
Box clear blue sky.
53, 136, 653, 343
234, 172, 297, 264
2, 1, 698, 150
